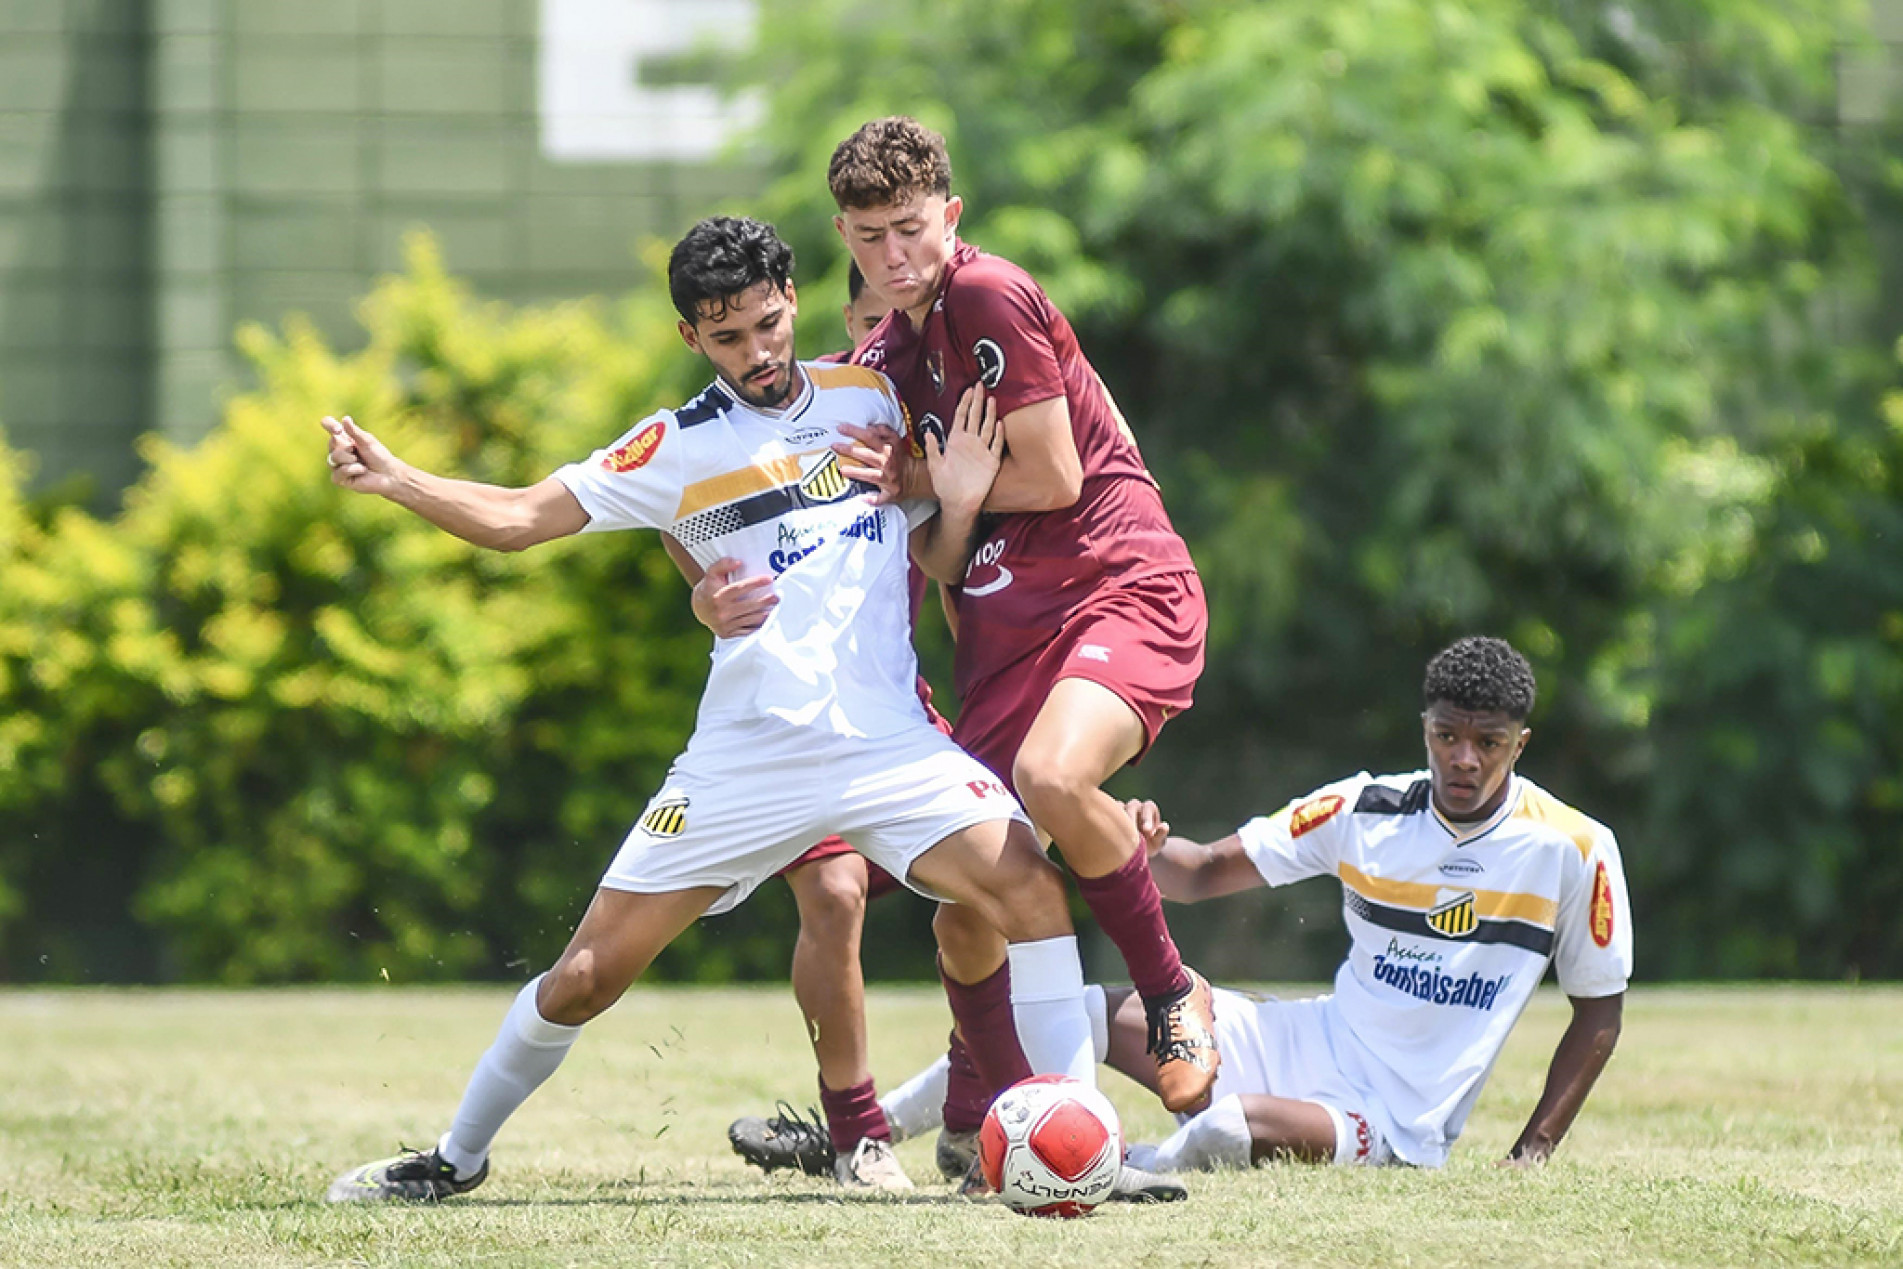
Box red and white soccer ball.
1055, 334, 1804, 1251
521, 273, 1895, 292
978, 1074, 1123, 1218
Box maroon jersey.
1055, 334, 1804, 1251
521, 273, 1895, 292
855, 241, 1198, 691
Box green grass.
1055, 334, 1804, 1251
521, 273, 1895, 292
1, 985, 1898, 1267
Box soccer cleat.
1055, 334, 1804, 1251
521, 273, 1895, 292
1106, 1158, 1188, 1204
1145, 968, 1221, 1114
834, 1137, 915, 1192
934, 1127, 979, 1182
727, 1101, 835, 1177
325, 1146, 488, 1203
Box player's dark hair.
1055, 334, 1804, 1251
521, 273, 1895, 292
846, 259, 867, 303
828, 116, 953, 209
1423, 637, 1537, 721
667, 215, 794, 325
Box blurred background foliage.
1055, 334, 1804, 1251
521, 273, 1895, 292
1, 0, 1899, 983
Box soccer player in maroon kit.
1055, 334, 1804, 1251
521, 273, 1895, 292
828, 117, 1220, 1119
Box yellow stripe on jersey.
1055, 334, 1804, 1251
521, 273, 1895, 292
808, 364, 888, 393
1512, 784, 1597, 862
674, 454, 807, 519
1338, 862, 1559, 929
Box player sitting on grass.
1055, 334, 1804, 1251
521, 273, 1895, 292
321, 214, 1102, 1203
871, 637, 1631, 1170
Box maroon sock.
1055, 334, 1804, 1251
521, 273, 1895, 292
941, 1029, 992, 1135
939, 955, 1032, 1105
818, 1076, 890, 1153
1074, 848, 1190, 1003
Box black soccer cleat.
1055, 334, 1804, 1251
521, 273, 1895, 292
326, 1146, 489, 1203
727, 1101, 835, 1177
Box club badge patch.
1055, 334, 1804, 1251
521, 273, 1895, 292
973, 338, 1006, 389
1590, 860, 1615, 947
602, 421, 665, 473
1288, 793, 1345, 838
798, 451, 851, 502
639, 798, 688, 838
1426, 890, 1479, 938
926, 350, 945, 393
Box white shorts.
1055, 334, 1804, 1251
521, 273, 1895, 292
1208, 988, 1396, 1167
601, 716, 1029, 914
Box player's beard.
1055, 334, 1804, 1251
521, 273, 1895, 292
733, 356, 796, 409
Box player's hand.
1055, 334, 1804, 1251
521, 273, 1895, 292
834, 423, 912, 505
1123, 798, 1170, 856
692, 556, 777, 638
321, 415, 404, 498
924, 383, 1003, 516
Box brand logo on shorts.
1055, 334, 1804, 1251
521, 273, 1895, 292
639, 798, 689, 838
1288, 794, 1344, 839
966, 779, 1009, 799
1439, 857, 1484, 879
798, 451, 851, 502
1590, 860, 1615, 948
1076, 644, 1112, 664
602, 421, 665, 472
973, 338, 1006, 389
1425, 890, 1478, 938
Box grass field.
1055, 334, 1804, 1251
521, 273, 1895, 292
1, 984, 1898, 1268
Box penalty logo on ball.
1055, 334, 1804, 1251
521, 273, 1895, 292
978, 1075, 1122, 1218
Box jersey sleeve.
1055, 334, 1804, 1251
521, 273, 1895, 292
551, 411, 682, 534
954, 269, 1066, 417
1236, 773, 1372, 888
1549, 824, 1634, 998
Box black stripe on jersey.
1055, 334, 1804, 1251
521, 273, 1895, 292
1356, 779, 1431, 816
671, 476, 881, 546
1343, 889, 1555, 956
676, 385, 732, 429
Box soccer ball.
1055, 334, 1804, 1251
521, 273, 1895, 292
978, 1074, 1123, 1218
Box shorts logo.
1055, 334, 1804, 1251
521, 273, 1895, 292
1439, 857, 1484, 879
1425, 890, 1478, 938
798, 451, 851, 502
1590, 860, 1615, 948
602, 421, 665, 472
1288, 794, 1344, 839
1076, 644, 1111, 663
639, 797, 689, 838
1344, 1111, 1374, 1163
973, 338, 1006, 389
966, 779, 1009, 799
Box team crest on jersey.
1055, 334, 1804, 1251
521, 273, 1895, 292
1425, 890, 1478, 938
973, 338, 1006, 389
639, 797, 689, 838
926, 349, 945, 393
1590, 860, 1615, 947
602, 421, 665, 472
1289, 794, 1345, 839
798, 451, 852, 502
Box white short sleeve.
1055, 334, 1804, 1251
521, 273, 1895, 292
551, 411, 681, 534
1237, 773, 1374, 888
1550, 827, 1634, 998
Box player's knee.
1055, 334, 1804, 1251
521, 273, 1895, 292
540, 948, 622, 1024
795, 860, 869, 937
934, 903, 1006, 980
984, 842, 1071, 942
1012, 751, 1093, 822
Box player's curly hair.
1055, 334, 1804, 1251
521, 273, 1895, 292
827, 116, 953, 209
667, 216, 794, 324
1423, 637, 1537, 720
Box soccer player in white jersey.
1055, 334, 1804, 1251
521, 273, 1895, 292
872, 637, 1629, 1170
320, 215, 1100, 1203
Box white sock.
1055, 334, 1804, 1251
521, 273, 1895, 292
1005, 936, 1093, 1084
1083, 983, 1110, 1063
439, 976, 581, 1178
878, 1054, 949, 1144
1148, 1094, 1253, 1172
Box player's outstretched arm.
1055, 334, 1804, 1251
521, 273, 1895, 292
1126, 799, 1265, 904
1504, 992, 1624, 1165
322, 414, 588, 551
909, 383, 1003, 582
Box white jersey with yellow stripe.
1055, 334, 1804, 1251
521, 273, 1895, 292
553, 362, 935, 739
1237, 770, 1632, 1166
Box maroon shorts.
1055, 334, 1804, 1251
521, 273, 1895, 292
952, 570, 1206, 794
776, 696, 956, 901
